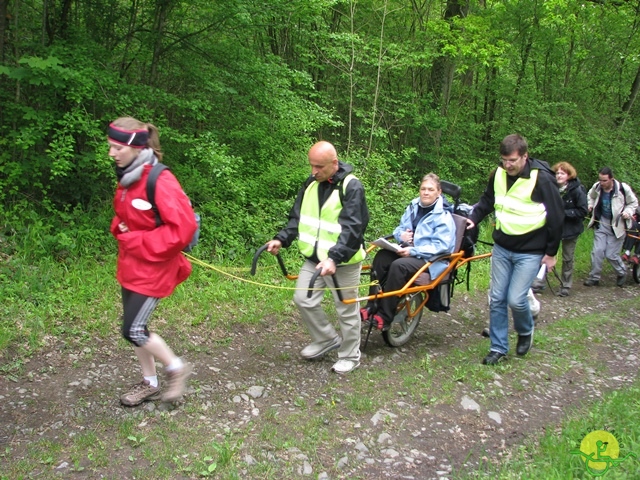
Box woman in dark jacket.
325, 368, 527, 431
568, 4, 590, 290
532, 161, 588, 296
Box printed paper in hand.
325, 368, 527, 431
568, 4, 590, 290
371, 238, 401, 253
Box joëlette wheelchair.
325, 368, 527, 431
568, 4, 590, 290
251, 181, 491, 349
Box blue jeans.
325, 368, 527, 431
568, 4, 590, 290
489, 243, 543, 355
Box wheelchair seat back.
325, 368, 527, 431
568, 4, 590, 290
440, 181, 461, 209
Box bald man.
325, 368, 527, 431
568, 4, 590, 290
266, 141, 369, 374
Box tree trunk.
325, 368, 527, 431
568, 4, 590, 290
564, 35, 574, 88
617, 63, 640, 127
425, 0, 467, 158
346, 0, 356, 156
483, 66, 497, 143
58, 0, 73, 40
366, 0, 388, 158
119, 0, 140, 79
0, 0, 7, 62
428, 0, 467, 109
150, 0, 174, 85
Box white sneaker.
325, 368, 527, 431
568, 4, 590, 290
331, 359, 360, 374
300, 337, 341, 359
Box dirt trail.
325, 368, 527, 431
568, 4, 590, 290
1, 279, 639, 479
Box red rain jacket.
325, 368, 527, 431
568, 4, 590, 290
110, 164, 197, 298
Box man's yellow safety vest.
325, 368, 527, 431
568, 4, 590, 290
298, 175, 366, 264
494, 167, 547, 235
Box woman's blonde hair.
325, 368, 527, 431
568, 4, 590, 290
111, 116, 163, 161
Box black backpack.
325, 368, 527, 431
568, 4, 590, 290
146, 163, 201, 252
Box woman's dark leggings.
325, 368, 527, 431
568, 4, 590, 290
121, 287, 160, 347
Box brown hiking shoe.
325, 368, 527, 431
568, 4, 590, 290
120, 379, 161, 406
161, 363, 193, 403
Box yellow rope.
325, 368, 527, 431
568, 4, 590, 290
183, 253, 379, 291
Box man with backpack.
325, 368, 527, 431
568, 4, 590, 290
264, 141, 369, 374
584, 167, 638, 287
467, 134, 564, 365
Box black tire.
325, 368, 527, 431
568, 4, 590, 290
633, 262, 640, 284
382, 292, 424, 347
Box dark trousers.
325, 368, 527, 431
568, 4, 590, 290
368, 250, 428, 323
121, 287, 159, 347
622, 218, 640, 253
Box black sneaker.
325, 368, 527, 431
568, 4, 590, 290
482, 351, 507, 365
557, 288, 570, 297
516, 334, 533, 356
583, 278, 599, 287
617, 273, 627, 287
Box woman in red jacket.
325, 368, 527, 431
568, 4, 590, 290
108, 116, 197, 406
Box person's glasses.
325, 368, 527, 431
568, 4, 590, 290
500, 155, 521, 165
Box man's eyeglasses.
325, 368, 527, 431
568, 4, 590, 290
500, 155, 521, 165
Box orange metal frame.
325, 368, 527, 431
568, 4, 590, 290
627, 233, 640, 241
342, 251, 492, 306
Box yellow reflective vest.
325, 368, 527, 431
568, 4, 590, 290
494, 167, 547, 235
298, 175, 366, 264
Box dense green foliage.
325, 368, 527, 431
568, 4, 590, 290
1, 4, 639, 472
1, 0, 639, 259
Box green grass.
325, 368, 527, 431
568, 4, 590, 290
3, 301, 639, 479
455, 382, 640, 479
0, 255, 119, 353
41, 413, 248, 479
0, 249, 302, 364
448, 299, 640, 479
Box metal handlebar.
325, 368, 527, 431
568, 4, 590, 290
307, 269, 321, 297
307, 267, 343, 302
252, 246, 345, 301
250, 244, 289, 277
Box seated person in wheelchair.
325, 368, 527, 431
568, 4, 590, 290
361, 173, 457, 330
